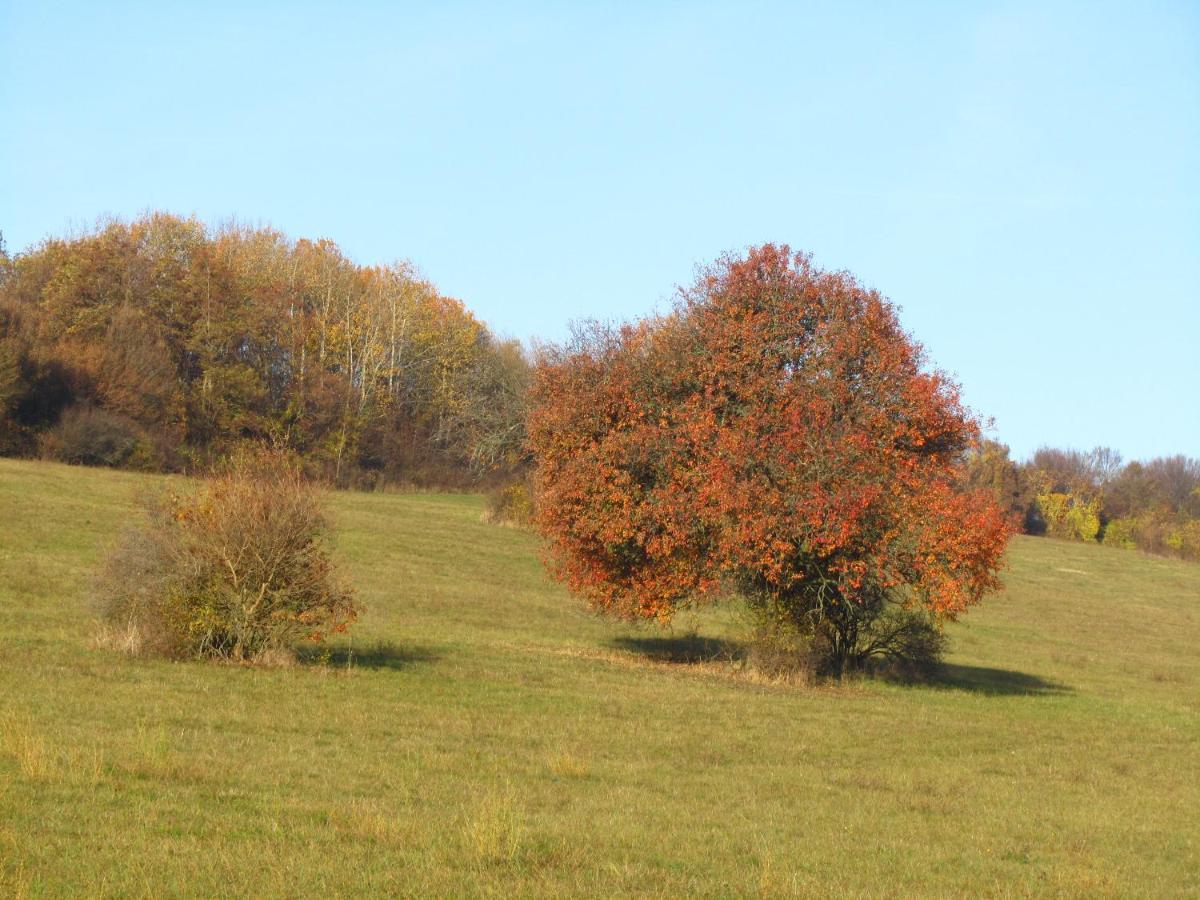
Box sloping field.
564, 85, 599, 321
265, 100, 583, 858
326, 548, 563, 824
0, 458, 1197, 897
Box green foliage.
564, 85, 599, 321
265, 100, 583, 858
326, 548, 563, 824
96, 448, 357, 661
1102, 517, 1138, 549
1035, 490, 1101, 542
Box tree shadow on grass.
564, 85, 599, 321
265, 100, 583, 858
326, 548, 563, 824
611, 635, 1070, 697
610, 634, 745, 664
886, 663, 1072, 696
614, 635, 1070, 697
296, 640, 440, 671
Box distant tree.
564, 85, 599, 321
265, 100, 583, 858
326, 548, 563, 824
1031, 447, 1094, 494
529, 245, 1013, 676
1143, 456, 1200, 516
961, 439, 1034, 527
1025, 445, 1124, 541
0, 305, 29, 453
1018, 447, 1200, 561
444, 334, 531, 478
1087, 447, 1124, 488
86, 306, 184, 436
1027, 445, 1121, 492
1103, 461, 1156, 521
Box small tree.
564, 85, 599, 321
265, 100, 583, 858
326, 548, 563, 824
529, 246, 1013, 677
98, 447, 358, 661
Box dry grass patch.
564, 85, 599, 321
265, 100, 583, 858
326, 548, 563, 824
460, 786, 528, 868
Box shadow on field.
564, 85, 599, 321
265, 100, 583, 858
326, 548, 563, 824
920, 663, 1071, 696
297, 640, 440, 671
610, 635, 1070, 696
611, 634, 743, 664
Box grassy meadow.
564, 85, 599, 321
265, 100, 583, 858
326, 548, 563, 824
0, 457, 1197, 897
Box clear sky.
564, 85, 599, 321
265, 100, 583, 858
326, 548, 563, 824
1, 1, 1197, 461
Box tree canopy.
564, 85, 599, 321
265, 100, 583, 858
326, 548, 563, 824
529, 245, 1013, 674
0, 214, 529, 486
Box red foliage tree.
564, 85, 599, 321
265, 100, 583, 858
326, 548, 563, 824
528, 245, 1013, 675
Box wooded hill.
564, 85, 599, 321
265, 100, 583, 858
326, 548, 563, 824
1, 216, 1196, 563
964, 442, 1200, 561
0, 214, 528, 487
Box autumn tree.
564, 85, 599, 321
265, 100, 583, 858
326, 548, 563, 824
442, 334, 532, 478
961, 439, 1035, 529
0, 302, 31, 453
0, 214, 529, 487
529, 245, 1013, 676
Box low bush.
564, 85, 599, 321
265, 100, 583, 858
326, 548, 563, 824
482, 478, 536, 528
743, 616, 819, 682
1162, 519, 1200, 561
41, 404, 161, 469
1101, 513, 1200, 562
744, 593, 947, 680
842, 602, 948, 678
1035, 490, 1101, 542
1102, 517, 1138, 550
96, 447, 358, 662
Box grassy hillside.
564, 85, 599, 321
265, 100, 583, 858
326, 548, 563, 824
1, 458, 1197, 897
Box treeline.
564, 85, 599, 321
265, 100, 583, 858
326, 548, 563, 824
964, 442, 1200, 561
0, 214, 528, 487
1, 213, 1196, 564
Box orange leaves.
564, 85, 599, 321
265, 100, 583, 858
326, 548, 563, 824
529, 246, 1011, 627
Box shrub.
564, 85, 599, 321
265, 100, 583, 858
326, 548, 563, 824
743, 614, 819, 682
1099, 513, 1200, 562
1102, 517, 1138, 550
846, 603, 948, 678
42, 404, 160, 469
1165, 519, 1200, 562
744, 592, 946, 679
1035, 490, 1101, 542
97, 447, 358, 661
482, 479, 536, 528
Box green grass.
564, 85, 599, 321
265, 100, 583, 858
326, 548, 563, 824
0, 457, 1197, 897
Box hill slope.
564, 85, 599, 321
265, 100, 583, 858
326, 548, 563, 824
1, 458, 1197, 896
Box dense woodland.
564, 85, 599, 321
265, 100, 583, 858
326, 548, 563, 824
0, 214, 529, 487
964, 442, 1200, 561
1, 215, 1196, 562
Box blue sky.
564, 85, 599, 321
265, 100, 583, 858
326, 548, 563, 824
1, 1, 1197, 461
